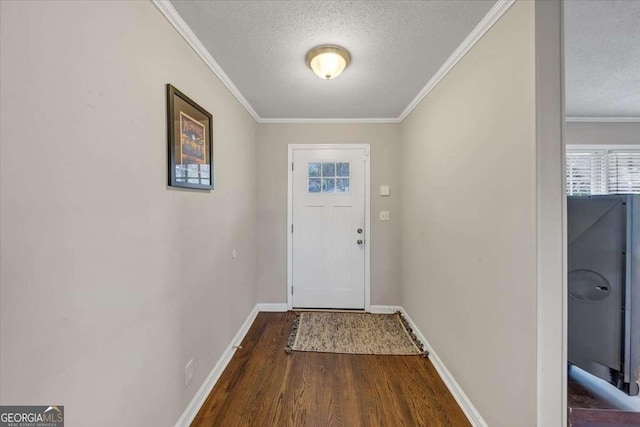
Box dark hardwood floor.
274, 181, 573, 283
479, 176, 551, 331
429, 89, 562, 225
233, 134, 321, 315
568, 378, 617, 411
567, 365, 640, 426
192, 311, 471, 426
569, 408, 640, 427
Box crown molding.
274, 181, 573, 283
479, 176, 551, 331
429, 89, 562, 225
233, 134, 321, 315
258, 117, 402, 124
566, 116, 640, 123
152, 0, 261, 122
397, 0, 516, 122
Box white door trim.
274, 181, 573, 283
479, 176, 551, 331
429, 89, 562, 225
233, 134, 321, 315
287, 144, 371, 311
535, 1, 566, 426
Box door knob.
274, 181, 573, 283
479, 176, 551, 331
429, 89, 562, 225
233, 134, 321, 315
357, 228, 363, 234
357, 239, 364, 245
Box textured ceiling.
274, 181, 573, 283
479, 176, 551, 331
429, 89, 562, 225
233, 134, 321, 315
565, 0, 640, 118
169, 0, 496, 119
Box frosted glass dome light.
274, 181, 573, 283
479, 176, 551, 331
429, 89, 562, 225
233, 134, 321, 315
306, 45, 351, 80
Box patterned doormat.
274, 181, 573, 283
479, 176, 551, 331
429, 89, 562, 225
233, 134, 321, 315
285, 311, 427, 356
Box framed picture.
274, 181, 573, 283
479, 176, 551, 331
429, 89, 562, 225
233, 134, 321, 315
166, 84, 213, 190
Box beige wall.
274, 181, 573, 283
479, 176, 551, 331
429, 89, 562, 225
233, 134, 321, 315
566, 122, 640, 146
256, 123, 402, 305
401, 2, 537, 426
0, 1, 257, 426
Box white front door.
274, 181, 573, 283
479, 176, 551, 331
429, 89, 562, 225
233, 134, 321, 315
290, 146, 368, 309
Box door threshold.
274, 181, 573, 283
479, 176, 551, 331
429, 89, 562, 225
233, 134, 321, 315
292, 308, 366, 313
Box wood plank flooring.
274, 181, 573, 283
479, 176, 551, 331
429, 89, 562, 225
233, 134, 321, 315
569, 408, 640, 427
192, 311, 471, 427
568, 378, 617, 410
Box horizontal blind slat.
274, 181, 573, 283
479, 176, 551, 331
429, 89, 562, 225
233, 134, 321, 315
566, 151, 607, 195
608, 151, 640, 194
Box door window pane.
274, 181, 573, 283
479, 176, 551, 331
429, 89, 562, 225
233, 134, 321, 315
336, 162, 349, 177
309, 178, 321, 193
322, 162, 335, 177
336, 178, 350, 193
322, 178, 335, 192
308, 162, 321, 177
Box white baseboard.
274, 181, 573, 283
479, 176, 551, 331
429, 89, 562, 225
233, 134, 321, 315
369, 305, 402, 313
397, 307, 488, 427
174, 304, 260, 427
256, 303, 288, 312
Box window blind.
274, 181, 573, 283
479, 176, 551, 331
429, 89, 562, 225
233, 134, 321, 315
608, 151, 640, 194
566, 151, 607, 196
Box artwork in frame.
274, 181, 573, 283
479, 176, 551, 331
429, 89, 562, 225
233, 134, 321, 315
166, 84, 213, 190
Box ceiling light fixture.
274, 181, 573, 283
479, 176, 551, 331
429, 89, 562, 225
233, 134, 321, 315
306, 45, 351, 80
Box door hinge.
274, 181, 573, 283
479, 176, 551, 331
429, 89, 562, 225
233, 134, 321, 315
291, 224, 293, 233
291, 162, 294, 171
291, 287, 294, 295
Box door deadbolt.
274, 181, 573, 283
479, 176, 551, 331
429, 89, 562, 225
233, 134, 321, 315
357, 239, 364, 245
357, 228, 363, 234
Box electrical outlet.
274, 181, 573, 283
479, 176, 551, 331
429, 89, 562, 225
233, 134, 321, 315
380, 211, 390, 221
185, 359, 194, 387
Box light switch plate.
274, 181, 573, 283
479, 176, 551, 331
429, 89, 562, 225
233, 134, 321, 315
380, 185, 390, 196
380, 211, 390, 221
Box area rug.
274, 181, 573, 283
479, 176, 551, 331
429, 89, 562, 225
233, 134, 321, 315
285, 311, 427, 356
